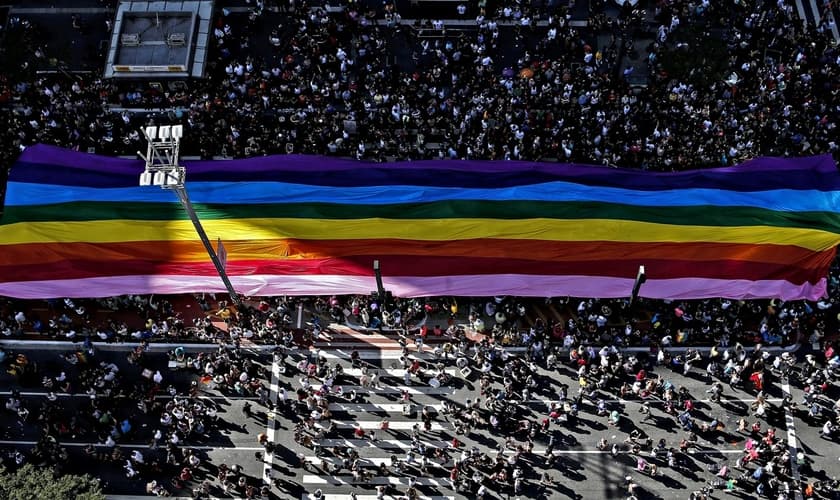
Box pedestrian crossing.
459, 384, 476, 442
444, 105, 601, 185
308, 384, 458, 395
288, 330, 767, 500
307, 456, 450, 467
302, 495, 454, 500
795, 0, 840, 41
311, 326, 452, 351
288, 344, 471, 499
327, 403, 445, 412
315, 438, 452, 450
302, 475, 452, 487
341, 367, 462, 377
315, 420, 452, 431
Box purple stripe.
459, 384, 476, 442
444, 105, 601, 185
0, 275, 826, 301
13, 144, 839, 192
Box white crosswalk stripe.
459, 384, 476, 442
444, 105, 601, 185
314, 438, 451, 449
315, 420, 451, 431
302, 495, 454, 500
305, 449, 744, 462
328, 403, 444, 412
303, 475, 452, 487
292, 345, 762, 498
341, 367, 461, 377
313, 347, 526, 360
306, 456, 450, 467
308, 384, 457, 395
295, 347, 466, 495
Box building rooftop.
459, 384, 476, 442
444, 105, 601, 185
104, 0, 213, 79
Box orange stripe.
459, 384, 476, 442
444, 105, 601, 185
0, 239, 827, 267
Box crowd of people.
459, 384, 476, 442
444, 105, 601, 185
1, 0, 839, 174
0, 0, 840, 497
2, 292, 838, 498
1, 292, 839, 499
2, 336, 279, 498
289, 327, 840, 499
4, 288, 840, 356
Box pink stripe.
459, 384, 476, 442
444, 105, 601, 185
0, 275, 826, 301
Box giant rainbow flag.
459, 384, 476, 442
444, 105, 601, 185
0, 144, 839, 300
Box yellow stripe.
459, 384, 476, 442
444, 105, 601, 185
0, 218, 838, 251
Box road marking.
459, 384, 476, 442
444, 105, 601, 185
780, 381, 804, 500
306, 449, 744, 467
828, 10, 840, 42
0, 440, 262, 451
302, 475, 451, 486
0, 391, 780, 406
110, 496, 249, 500
297, 303, 304, 329
329, 403, 444, 412
310, 438, 746, 456
809, 0, 822, 24
308, 347, 527, 360
314, 420, 450, 431
794, 0, 809, 26
301, 496, 454, 500
537, 398, 782, 407
312, 342, 413, 349
341, 367, 460, 377
308, 384, 456, 395
0, 391, 259, 401
0, 438, 743, 457
305, 455, 448, 467
315, 438, 451, 449
317, 398, 782, 412
262, 353, 282, 484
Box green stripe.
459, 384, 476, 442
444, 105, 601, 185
4, 201, 840, 234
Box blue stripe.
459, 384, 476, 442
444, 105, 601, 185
5, 181, 840, 213
9, 155, 840, 192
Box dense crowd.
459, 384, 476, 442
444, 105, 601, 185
4, 287, 840, 356
2, 337, 279, 498
291, 327, 840, 499
2, 289, 839, 498
1, 0, 838, 174
0, 1, 840, 496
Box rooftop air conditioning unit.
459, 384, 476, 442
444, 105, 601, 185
167, 33, 186, 47
121, 34, 140, 46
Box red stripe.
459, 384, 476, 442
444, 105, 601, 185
0, 254, 830, 285
0, 239, 824, 266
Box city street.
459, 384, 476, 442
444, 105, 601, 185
1, 0, 839, 498
0, 333, 837, 499
287, 343, 840, 500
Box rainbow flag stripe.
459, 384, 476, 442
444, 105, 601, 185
0, 144, 839, 300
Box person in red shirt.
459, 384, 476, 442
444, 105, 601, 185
635, 369, 646, 382
749, 371, 763, 391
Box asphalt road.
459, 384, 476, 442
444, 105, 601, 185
0, 345, 284, 497
285, 347, 840, 500
1, 338, 837, 500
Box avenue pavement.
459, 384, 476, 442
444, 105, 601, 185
0, 335, 838, 499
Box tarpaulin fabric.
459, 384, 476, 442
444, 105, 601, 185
0, 144, 838, 300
